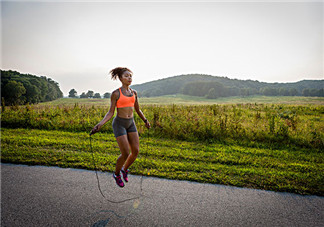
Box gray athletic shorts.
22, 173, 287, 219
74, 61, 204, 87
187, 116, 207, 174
112, 115, 137, 137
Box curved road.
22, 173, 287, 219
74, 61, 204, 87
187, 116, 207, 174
1, 163, 323, 227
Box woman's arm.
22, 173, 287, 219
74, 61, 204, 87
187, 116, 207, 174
133, 90, 151, 129
90, 91, 118, 134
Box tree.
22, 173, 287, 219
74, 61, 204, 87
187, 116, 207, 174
103, 92, 111, 98
248, 88, 258, 96
240, 88, 249, 97
228, 87, 240, 96
289, 88, 298, 96
182, 81, 226, 97
45, 78, 63, 101
94, 93, 101, 98
39, 77, 49, 102
279, 87, 289, 96
86, 90, 94, 98
302, 89, 310, 97
24, 82, 40, 103
205, 88, 217, 99
309, 88, 318, 97
3, 80, 26, 105
69, 89, 77, 98
142, 90, 151, 97
151, 88, 163, 96
80, 92, 87, 98
261, 87, 278, 96
1, 70, 62, 105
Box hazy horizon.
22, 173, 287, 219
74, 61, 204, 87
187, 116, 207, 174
2, 1, 323, 96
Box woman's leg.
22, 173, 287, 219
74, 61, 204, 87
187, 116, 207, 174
115, 135, 130, 175
123, 131, 139, 170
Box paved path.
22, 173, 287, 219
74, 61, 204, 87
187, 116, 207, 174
1, 163, 323, 227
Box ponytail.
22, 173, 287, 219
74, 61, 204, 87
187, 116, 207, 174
109, 67, 133, 80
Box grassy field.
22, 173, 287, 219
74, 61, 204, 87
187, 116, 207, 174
1, 128, 323, 195
139, 94, 324, 105
1, 95, 324, 195
44, 95, 324, 106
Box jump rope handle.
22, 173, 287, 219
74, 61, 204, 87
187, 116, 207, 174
89, 127, 97, 136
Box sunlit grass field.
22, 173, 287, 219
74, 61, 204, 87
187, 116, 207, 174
1, 95, 324, 195
47, 95, 324, 106
2, 128, 323, 195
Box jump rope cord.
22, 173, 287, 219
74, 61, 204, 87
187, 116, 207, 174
89, 129, 149, 204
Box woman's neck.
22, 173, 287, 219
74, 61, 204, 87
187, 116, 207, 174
121, 84, 130, 91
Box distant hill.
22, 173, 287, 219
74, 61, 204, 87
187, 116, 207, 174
131, 74, 324, 98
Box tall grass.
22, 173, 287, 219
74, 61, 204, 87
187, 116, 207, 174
1, 103, 323, 150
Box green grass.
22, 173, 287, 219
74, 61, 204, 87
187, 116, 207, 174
37, 97, 110, 107
139, 94, 324, 105
2, 102, 323, 149
40, 95, 324, 106
1, 96, 323, 195
1, 128, 323, 196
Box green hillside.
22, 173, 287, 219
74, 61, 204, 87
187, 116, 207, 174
131, 74, 324, 98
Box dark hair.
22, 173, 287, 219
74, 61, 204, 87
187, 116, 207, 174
109, 67, 133, 80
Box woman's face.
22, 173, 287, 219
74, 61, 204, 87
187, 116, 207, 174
120, 71, 132, 85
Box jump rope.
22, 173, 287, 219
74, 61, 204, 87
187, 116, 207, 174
89, 128, 149, 204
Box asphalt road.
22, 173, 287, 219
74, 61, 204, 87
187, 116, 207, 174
1, 163, 323, 227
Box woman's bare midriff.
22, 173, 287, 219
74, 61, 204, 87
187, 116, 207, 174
117, 107, 134, 118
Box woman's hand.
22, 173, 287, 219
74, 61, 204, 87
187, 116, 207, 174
90, 123, 102, 135
144, 120, 151, 129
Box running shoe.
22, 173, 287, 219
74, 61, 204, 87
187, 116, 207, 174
113, 173, 124, 187
121, 168, 129, 182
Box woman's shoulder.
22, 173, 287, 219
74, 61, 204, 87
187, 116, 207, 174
111, 89, 120, 99
112, 88, 120, 93
130, 88, 137, 95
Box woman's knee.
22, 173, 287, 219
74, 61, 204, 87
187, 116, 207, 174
119, 151, 130, 161
131, 147, 139, 157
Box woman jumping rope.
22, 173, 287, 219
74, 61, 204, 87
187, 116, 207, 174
90, 67, 151, 187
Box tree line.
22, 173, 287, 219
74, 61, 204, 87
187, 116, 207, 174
68, 89, 111, 99
181, 81, 324, 99
1, 70, 63, 106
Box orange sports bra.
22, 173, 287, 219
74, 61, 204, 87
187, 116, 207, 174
116, 88, 135, 108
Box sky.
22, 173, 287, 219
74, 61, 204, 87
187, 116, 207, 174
1, 0, 323, 96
